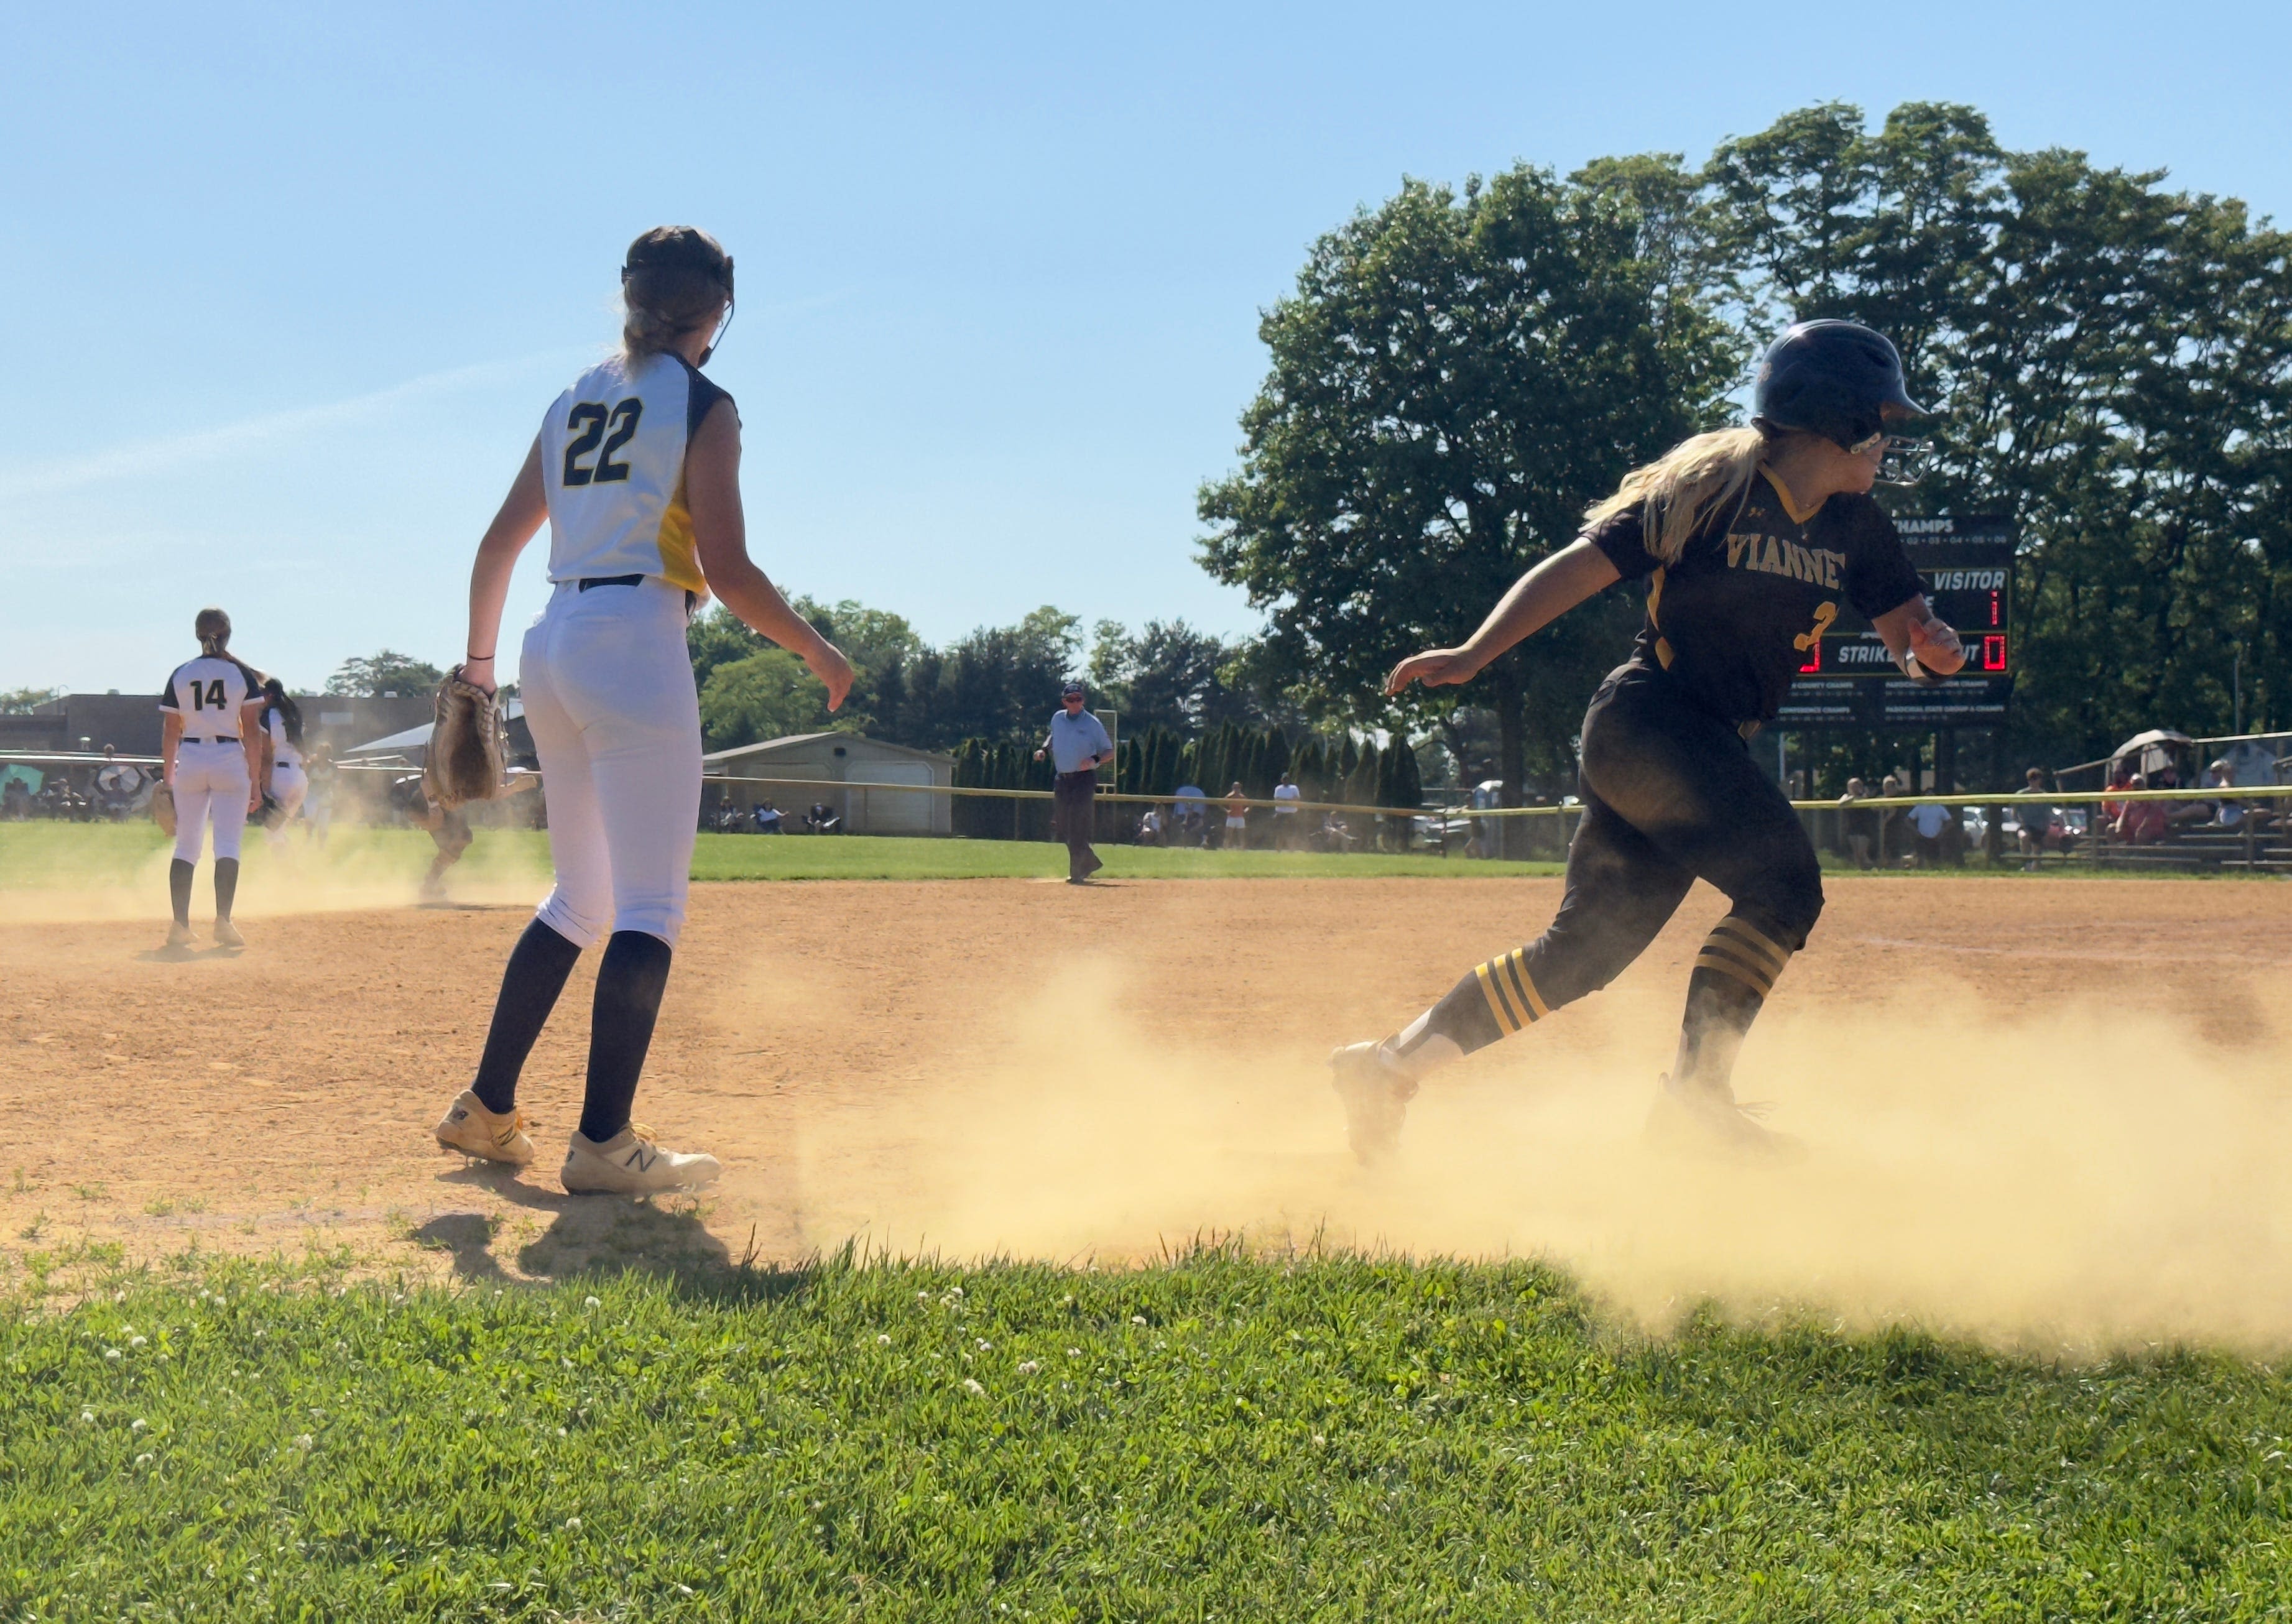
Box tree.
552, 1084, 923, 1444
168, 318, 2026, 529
697, 650, 846, 752
1198, 165, 1744, 806
0, 687, 62, 714
327, 651, 444, 697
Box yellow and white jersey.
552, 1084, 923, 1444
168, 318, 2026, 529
538, 351, 735, 597
264, 707, 302, 768
160, 657, 261, 738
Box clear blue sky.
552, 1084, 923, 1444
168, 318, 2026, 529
5, 1, 2286, 694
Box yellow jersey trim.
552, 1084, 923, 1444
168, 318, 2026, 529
655, 475, 708, 595
1758, 466, 1823, 526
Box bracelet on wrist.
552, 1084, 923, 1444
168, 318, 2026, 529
466, 653, 494, 663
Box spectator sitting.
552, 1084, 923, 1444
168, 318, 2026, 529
2115, 775, 2168, 845
2017, 767, 2056, 870
752, 799, 783, 833
1837, 777, 1876, 870
805, 801, 840, 834
1137, 806, 1163, 846
1906, 800, 1954, 868
2203, 759, 2279, 836
2156, 765, 2213, 829
2101, 761, 2136, 825
1318, 809, 1354, 851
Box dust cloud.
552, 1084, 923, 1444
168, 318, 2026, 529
780, 956, 2292, 1355
0, 832, 548, 926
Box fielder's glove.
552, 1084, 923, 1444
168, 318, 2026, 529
423, 665, 507, 810
150, 783, 176, 837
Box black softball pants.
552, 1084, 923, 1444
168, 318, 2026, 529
1397, 666, 1823, 1090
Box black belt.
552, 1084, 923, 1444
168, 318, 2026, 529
182, 737, 240, 745
578, 574, 645, 591
1057, 769, 1097, 781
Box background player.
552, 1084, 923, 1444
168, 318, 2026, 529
256, 678, 308, 847
1333, 321, 1966, 1159
157, 608, 267, 949
432, 226, 853, 1194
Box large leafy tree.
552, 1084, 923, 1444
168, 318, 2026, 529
1196, 165, 1744, 800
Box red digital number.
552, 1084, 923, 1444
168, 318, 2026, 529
1981, 634, 2008, 672
1798, 643, 1821, 675
1989, 589, 2001, 628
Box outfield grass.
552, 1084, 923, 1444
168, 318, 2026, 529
0, 822, 1567, 889
4, 1249, 2286, 1619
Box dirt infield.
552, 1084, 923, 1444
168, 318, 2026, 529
6, 874, 2292, 1346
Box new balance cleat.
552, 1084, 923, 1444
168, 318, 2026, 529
1329, 1041, 1420, 1166
433, 1089, 535, 1166
1645, 1073, 1805, 1161
560, 1125, 722, 1195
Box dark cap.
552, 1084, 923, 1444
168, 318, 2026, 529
1061, 681, 1086, 698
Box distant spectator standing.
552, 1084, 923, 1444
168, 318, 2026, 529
1838, 777, 1876, 870
1034, 680, 1113, 884
1272, 772, 1303, 849
2017, 767, 2056, 870
1906, 800, 1954, 867
1222, 783, 1249, 849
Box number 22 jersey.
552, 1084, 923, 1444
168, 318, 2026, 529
538, 350, 736, 597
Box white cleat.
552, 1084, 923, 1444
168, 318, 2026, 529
212, 918, 246, 949
164, 921, 195, 950
1645, 1073, 1804, 1161
560, 1125, 722, 1195
1329, 1041, 1419, 1166
433, 1089, 535, 1167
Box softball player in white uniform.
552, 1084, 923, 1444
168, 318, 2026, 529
157, 608, 266, 949
433, 225, 853, 1195
258, 680, 308, 847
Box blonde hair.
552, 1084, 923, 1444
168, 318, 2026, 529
194, 607, 231, 656
1584, 426, 1771, 565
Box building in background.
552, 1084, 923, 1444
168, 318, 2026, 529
702, 734, 954, 836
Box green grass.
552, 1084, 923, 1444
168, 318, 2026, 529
9, 822, 2271, 894
0, 822, 1566, 890
3, 1250, 2288, 1620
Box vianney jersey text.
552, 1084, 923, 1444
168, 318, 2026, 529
538, 350, 736, 598
1587, 468, 1923, 727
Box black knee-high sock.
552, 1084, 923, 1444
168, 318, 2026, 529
169, 859, 195, 926
1672, 912, 1795, 1094
212, 859, 239, 922
578, 931, 673, 1145
471, 920, 583, 1115
1392, 945, 1550, 1064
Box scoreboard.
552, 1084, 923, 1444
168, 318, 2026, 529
1775, 514, 2015, 727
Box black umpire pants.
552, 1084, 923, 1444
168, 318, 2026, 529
1403, 664, 1823, 1071
1053, 770, 1102, 881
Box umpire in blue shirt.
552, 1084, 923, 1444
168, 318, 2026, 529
1035, 680, 1114, 884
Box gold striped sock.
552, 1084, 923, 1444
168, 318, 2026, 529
1693, 916, 1791, 999
1473, 948, 1550, 1036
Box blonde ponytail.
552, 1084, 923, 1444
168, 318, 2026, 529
194, 606, 231, 657
1584, 426, 1768, 565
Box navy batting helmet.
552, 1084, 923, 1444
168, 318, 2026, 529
1752, 320, 1932, 483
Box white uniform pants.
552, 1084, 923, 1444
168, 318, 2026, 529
267, 762, 308, 845
520, 578, 701, 949
173, 741, 250, 863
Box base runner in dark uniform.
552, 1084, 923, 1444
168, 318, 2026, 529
1332, 321, 1967, 1158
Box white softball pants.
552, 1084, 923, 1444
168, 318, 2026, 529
520, 578, 701, 949
266, 762, 308, 846
172, 742, 250, 863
